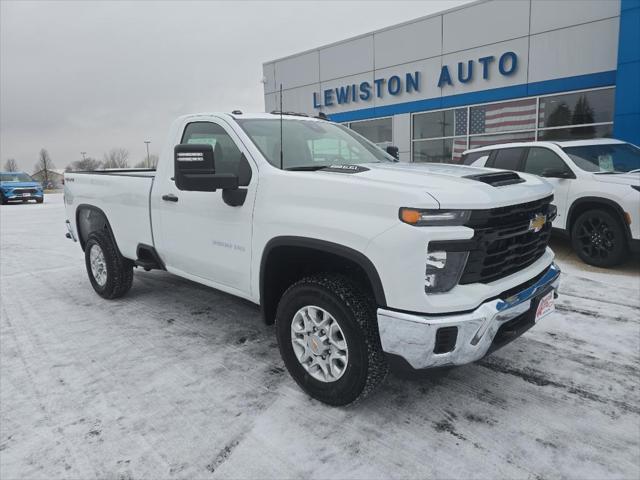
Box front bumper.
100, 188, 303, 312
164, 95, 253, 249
377, 262, 561, 370
2, 191, 43, 201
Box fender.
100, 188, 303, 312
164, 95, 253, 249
259, 236, 387, 317
567, 196, 632, 242
75, 204, 126, 256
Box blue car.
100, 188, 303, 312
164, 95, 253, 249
0, 171, 44, 204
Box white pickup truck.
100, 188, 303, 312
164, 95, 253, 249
64, 112, 560, 405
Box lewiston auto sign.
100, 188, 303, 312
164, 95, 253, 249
312, 51, 519, 109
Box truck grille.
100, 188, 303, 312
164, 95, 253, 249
459, 195, 554, 284
13, 188, 37, 194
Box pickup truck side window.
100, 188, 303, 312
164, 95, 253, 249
181, 121, 251, 185
491, 147, 525, 171
524, 147, 571, 176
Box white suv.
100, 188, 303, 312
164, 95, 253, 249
463, 139, 640, 267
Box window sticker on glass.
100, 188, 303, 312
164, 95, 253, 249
598, 154, 614, 172
187, 137, 216, 146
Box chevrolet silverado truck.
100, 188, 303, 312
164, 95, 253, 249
64, 112, 560, 405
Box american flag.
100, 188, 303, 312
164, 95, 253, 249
470, 98, 537, 133
464, 98, 540, 156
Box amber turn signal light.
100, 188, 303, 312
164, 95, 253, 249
399, 208, 422, 225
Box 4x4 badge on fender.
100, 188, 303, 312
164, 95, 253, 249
529, 213, 547, 233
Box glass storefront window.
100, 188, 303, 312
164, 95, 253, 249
538, 124, 612, 141
413, 108, 467, 139
468, 131, 535, 150
413, 137, 466, 164
407, 87, 615, 164
469, 98, 537, 135
349, 117, 392, 144
538, 88, 614, 128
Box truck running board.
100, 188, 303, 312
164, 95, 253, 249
135, 243, 166, 271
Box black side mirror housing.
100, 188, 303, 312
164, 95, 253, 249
541, 168, 573, 179
386, 145, 400, 160
174, 143, 239, 191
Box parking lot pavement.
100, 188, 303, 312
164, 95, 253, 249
1, 194, 639, 480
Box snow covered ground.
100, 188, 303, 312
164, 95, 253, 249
1, 194, 639, 479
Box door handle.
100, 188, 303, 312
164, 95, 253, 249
162, 194, 179, 202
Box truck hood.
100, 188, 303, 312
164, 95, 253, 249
0, 181, 42, 189
317, 162, 553, 209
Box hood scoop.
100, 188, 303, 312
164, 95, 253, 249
463, 171, 525, 187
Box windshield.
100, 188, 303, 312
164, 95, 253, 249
563, 143, 640, 173
0, 173, 34, 182
236, 118, 396, 170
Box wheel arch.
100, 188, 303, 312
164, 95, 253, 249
259, 236, 387, 325
75, 204, 122, 254
567, 197, 632, 243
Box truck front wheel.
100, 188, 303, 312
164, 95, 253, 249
84, 230, 134, 299
275, 274, 388, 406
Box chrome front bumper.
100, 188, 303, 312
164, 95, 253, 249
377, 263, 561, 370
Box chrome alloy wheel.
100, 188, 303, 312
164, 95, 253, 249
290, 305, 349, 383
89, 244, 108, 287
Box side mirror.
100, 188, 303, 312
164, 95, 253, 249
386, 145, 399, 160
541, 168, 572, 179
174, 144, 238, 191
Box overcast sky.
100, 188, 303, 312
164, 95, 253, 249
1, 0, 470, 172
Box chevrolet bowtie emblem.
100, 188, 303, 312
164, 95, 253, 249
529, 213, 547, 233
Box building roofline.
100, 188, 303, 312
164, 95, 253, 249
262, 0, 484, 66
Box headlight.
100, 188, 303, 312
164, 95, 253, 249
425, 249, 469, 293
400, 208, 471, 226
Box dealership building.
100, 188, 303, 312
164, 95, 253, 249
263, 0, 639, 163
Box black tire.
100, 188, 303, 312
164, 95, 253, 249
84, 230, 134, 299
275, 273, 388, 406
571, 209, 627, 267
36, 197, 43, 204
0, 195, 7, 205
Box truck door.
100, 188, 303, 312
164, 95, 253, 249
154, 119, 256, 296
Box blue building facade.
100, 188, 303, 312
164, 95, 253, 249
264, 0, 639, 162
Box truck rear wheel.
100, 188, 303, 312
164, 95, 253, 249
275, 274, 388, 406
84, 230, 134, 299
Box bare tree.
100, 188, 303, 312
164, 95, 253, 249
103, 148, 130, 169
3, 158, 18, 172
66, 157, 103, 172
134, 154, 159, 169
35, 149, 55, 186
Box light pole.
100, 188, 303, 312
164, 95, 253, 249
81, 151, 87, 161
144, 141, 151, 168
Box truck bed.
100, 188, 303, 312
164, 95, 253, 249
64, 170, 155, 260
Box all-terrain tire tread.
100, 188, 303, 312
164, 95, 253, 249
85, 230, 133, 299
277, 273, 388, 405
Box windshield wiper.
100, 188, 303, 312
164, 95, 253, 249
594, 171, 624, 174
627, 169, 640, 174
